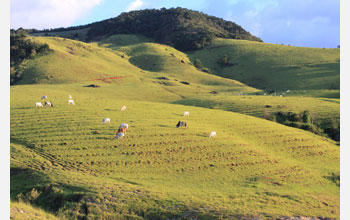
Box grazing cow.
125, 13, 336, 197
41, 95, 47, 100
102, 118, 111, 124
35, 102, 43, 108
68, 95, 72, 99
120, 105, 127, 112
115, 132, 125, 139
118, 127, 127, 133
44, 101, 53, 107
176, 121, 187, 128
209, 131, 216, 138
286, 90, 290, 93
183, 111, 189, 117
119, 123, 129, 130
68, 100, 75, 105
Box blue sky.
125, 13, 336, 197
10, 0, 340, 48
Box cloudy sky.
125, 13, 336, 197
10, 0, 340, 48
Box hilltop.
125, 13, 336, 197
31, 7, 262, 51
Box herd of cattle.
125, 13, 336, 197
35, 96, 217, 138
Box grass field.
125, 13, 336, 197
11, 84, 339, 219
187, 38, 340, 94
11, 34, 340, 219
11, 202, 60, 220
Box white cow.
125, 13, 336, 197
41, 95, 47, 100
209, 131, 216, 138
286, 90, 290, 93
183, 111, 189, 117
44, 101, 53, 107
102, 118, 111, 124
119, 123, 129, 130
120, 105, 127, 112
68, 94, 72, 99
35, 102, 43, 108
115, 132, 125, 139
68, 100, 75, 105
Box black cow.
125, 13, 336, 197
176, 121, 187, 128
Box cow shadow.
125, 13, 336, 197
158, 124, 173, 128
111, 177, 142, 186
96, 136, 114, 140
13, 107, 32, 110
196, 133, 209, 138
172, 113, 183, 116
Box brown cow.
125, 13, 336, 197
117, 127, 127, 133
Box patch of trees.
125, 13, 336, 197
193, 59, 210, 73
265, 110, 339, 141
82, 7, 262, 51
217, 55, 236, 67
10, 32, 51, 85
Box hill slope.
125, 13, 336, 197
14, 36, 339, 140
187, 38, 340, 92
11, 84, 339, 219
32, 7, 262, 51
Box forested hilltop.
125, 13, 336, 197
33, 7, 262, 51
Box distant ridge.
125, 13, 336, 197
33, 7, 262, 51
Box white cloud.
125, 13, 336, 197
126, 0, 144, 12
10, 0, 103, 29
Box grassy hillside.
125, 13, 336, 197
97, 35, 339, 138
11, 202, 60, 220
11, 84, 339, 219
17, 36, 256, 93
187, 38, 340, 93
16, 36, 144, 84
14, 36, 340, 139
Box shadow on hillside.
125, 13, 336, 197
11, 167, 92, 216
110, 177, 142, 186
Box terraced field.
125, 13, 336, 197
174, 95, 340, 129
11, 85, 339, 219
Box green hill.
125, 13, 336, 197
187, 38, 340, 93
32, 7, 262, 51
13, 36, 339, 139
11, 84, 339, 219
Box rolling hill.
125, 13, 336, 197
187, 38, 340, 93
32, 7, 262, 51
10, 7, 340, 219
12, 35, 340, 139
11, 85, 339, 219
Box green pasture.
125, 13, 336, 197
11, 84, 339, 219
187, 38, 340, 93
11, 34, 340, 219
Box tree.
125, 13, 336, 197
217, 55, 234, 67
194, 59, 204, 69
